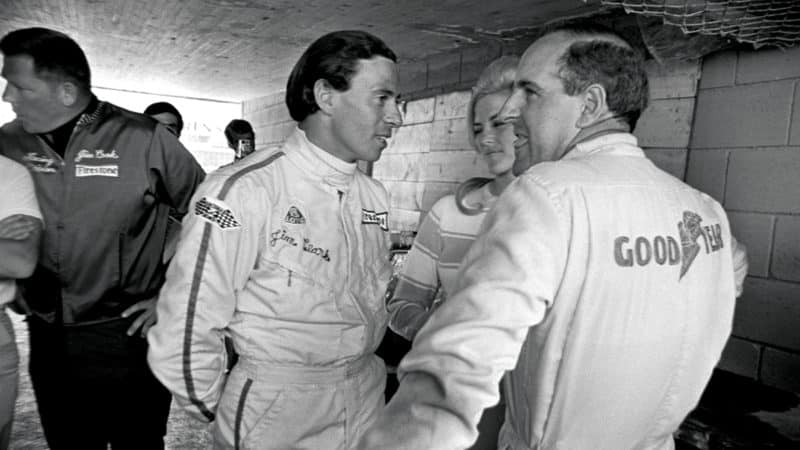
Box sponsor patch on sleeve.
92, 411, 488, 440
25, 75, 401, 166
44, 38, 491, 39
194, 197, 241, 229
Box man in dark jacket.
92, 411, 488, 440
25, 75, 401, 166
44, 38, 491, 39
0, 27, 205, 449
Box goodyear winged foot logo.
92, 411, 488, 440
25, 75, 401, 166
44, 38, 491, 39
678, 211, 702, 279
613, 210, 724, 280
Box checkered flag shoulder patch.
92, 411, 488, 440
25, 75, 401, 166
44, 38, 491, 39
194, 197, 241, 229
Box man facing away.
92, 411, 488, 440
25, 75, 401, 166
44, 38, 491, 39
148, 30, 403, 449
0, 154, 42, 450
359, 21, 748, 450
224, 118, 256, 161
0, 27, 205, 449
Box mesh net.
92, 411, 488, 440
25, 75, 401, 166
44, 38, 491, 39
601, 0, 800, 48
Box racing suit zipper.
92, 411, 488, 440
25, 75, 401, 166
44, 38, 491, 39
338, 189, 370, 348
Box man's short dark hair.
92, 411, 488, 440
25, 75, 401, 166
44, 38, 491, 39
144, 102, 184, 135
0, 27, 91, 92
285, 30, 397, 122
545, 21, 649, 130
224, 119, 254, 145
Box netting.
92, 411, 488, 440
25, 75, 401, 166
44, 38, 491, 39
601, 0, 800, 48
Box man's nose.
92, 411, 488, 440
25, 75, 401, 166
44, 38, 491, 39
384, 101, 404, 128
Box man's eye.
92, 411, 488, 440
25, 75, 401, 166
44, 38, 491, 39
472, 126, 483, 135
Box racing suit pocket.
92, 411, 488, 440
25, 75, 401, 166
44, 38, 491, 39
241, 384, 345, 450
234, 381, 285, 450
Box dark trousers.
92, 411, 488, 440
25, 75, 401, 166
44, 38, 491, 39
28, 315, 171, 450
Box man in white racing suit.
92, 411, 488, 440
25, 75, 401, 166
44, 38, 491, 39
359, 22, 748, 450
148, 30, 403, 449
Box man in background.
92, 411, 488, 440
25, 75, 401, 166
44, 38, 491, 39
224, 118, 255, 161
0, 27, 205, 449
145, 101, 184, 138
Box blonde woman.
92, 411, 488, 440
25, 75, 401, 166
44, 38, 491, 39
387, 55, 524, 450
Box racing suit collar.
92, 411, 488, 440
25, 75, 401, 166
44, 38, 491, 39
562, 132, 644, 161
286, 126, 357, 190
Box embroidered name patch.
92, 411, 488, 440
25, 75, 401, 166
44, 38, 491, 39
23, 152, 57, 173
75, 164, 119, 177
361, 209, 388, 231
195, 197, 241, 229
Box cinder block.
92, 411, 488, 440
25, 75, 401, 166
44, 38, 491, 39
717, 337, 761, 379
434, 91, 472, 120
727, 212, 775, 277
403, 98, 435, 125
372, 153, 424, 183
645, 59, 701, 99
421, 181, 459, 212
691, 81, 793, 148
726, 148, 800, 213
258, 120, 295, 145
460, 43, 503, 86
760, 347, 800, 393
390, 208, 421, 234
398, 60, 427, 96
699, 50, 737, 89
262, 103, 291, 124
733, 277, 800, 352
772, 215, 800, 282
635, 98, 694, 148
737, 46, 800, 84
422, 150, 491, 182
242, 93, 277, 115
685, 149, 728, 203
385, 123, 432, 155
643, 148, 687, 180
427, 51, 461, 89
382, 180, 424, 211
791, 84, 800, 146
430, 118, 471, 152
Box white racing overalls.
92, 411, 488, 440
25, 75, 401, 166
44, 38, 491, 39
359, 133, 748, 450
148, 128, 392, 449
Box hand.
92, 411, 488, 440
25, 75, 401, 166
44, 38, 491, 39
122, 298, 158, 338
0, 214, 39, 240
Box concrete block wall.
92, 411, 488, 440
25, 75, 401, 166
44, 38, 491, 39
688, 46, 800, 394
242, 91, 294, 152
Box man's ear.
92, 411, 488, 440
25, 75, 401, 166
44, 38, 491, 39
313, 79, 336, 115
575, 83, 610, 128
57, 81, 79, 108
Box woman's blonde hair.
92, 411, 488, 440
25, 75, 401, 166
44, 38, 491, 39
466, 55, 520, 149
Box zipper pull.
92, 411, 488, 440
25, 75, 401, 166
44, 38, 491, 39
288, 269, 292, 287
337, 190, 344, 202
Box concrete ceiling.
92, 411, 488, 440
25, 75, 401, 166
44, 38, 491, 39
0, 0, 608, 102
